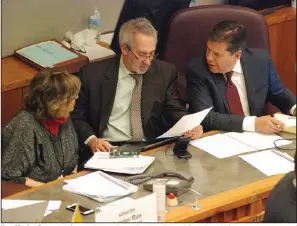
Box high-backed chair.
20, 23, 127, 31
162, 5, 270, 108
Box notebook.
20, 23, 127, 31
84, 152, 155, 174
63, 171, 138, 202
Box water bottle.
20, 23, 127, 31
89, 7, 102, 40
153, 179, 166, 222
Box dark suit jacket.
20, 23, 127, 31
71, 56, 187, 146
110, 0, 191, 57
187, 48, 296, 132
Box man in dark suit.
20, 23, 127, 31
110, 0, 191, 57
187, 20, 296, 134
72, 18, 203, 158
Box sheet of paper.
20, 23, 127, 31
64, 171, 138, 202
81, 44, 115, 61
2, 201, 48, 222
274, 113, 296, 127
2, 200, 45, 210
157, 107, 212, 139
84, 152, 155, 174
190, 133, 256, 158
44, 201, 62, 216
227, 132, 292, 150
239, 149, 294, 176
100, 32, 114, 45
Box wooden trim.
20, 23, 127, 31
165, 174, 284, 222
264, 7, 296, 26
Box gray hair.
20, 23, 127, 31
119, 17, 158, 48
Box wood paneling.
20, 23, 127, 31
265, 7, 296, 94
2, 88, 22, 127
2, 57, 37, 92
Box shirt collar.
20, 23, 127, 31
232, 60, 243, 74
119, 55, 133, 79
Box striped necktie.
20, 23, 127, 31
130, 74, 144, 141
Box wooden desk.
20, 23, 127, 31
3, 131, 295, 223
264, 7, 296, 94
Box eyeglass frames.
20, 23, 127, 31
126, 45, 158, 61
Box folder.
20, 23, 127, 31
14, 39, 89, 74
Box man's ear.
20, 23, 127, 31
234, 49, 242, 60
120, 44, 129, 56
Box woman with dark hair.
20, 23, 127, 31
2, 68, 81, 187
264, 150, 296, 222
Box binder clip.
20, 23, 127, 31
109, 146, 142, 158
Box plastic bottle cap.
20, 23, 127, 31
168, 192, 176, 199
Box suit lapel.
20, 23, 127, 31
141, 63, 157, 128
212, 73, 231, 113
99, 58, 120, 134
240, 51, 258, 115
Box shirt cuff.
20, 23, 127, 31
289, 104, 296, 115
84, 135, 97, 145
242, 116, 256, 132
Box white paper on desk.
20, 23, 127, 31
157, 107, 212, 139
227, 132, 292, 150
190, 133, 256, 158
100, 32, 114, 45
44, 200, 62, 216
81, 44, 115, 61
239, 149, 294, 176
2, 200, 45, 210
85, 152, 155, 174
274, 113, 296, 127
64, 171, 138, 202
2, 200, 61, 217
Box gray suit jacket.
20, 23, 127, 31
187, 48, 296, 132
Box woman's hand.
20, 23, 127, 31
25, 177, 45, 187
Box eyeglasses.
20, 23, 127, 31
127, 45, 158, 62
70, 42, 86, 53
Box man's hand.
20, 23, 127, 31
255, 115, 285, 134
184, 125, 203, 140
87, 137, 113, 152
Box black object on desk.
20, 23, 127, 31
173, 136, 192, 159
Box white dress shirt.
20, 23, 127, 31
225, 60, 296, 132
85, 56, 137, 144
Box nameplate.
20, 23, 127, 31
95, 193, 158, 222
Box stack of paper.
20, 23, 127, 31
190, 132, 291, 158
227, 132, 291, 150
190, 133, 256, 158
239, 149, 294, 176
63, 171, 138, 202
84, 152, 155, 174
274, 113, 296, 134
100, 32, 114, 46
